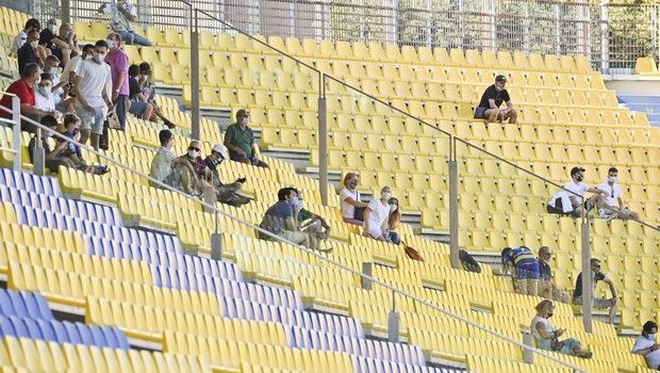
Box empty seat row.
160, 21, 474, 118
0, 315, 129, 349
0, 169, 61, 197
0, 289, 52, 321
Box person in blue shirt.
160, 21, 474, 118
501, 246, 540, 296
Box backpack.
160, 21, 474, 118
459, 249, 482, 273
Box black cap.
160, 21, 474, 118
495, 74, 507, 83
570, 166, 585, 176
159, 129, 172, 144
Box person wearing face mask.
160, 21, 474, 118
203, 144, 251, 207
363, 186, 394, 241
42, 55, 67, 107
340, 172, 369, 226
537, 246, 569, 303
34, 73, 62, 119
167, 140, 215, 208
0, 63, 56, 132
105, 33, 129, 131
61, 44, 95, 103
293, 189, 332, 249
27, 115, 76, 173
12, 18, 40, 52
474, 74, 517, 124
547, 166, 606, 218
633, 321, 660, 369
386, 197, 401, 245
72, 40, 113, 150
17, 29, 45, 73
597, 166, 640, 222
259, 187, 314, 250
224, 109, 269, 168
531, 299, 592, 358
573, 258, 617, 324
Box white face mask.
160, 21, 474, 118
294, 198, 304, 210
607, 176, 617, 183
94, 53, 105, 62
106, 39, 115, 49
37, 86, 51, 97
389, 204, 397, 213
44, 130, 54, 137
48, 24, 57, 33
50, 67, 58, 76
188, 150, 199, 158
30, 40, 38, 48
649, 333, 657, 341
381, 192, 392, 201
240, 117, 248, 126
291, 196, 300, 207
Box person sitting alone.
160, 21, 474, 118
474, 74, 518, 124
531, 299, 592, 359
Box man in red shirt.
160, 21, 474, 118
0, 63, 55, 132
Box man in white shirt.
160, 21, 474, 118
73, 40, 113, 151
633, 321, 660, 370
597, 166, 640, 221
34, 73, 62, 119
547, 166, 606, 217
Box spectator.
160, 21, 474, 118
39, 19, 75, 67
259, 187, 316, 250
168, 140, 215, 204
42, 55, 67, 109
0, 63, 55, 131
547, 166, 606, 218
127, 64, 154, 120
62, 44, 94, 89
363, 186, 393, 241
99, 1, 152, 46
34, 73, 62, 119
474, 74, 518, 124
27, 115, 75, 172
203, 143, 251, 207
632, 321, 660, 370
72, 40, 113, 150
573, 258, 617, 324
597, 166, 640, 221
224, 109, 268, 168
339, 172, 368, 226
537, 246, 569, 303
137, 62, 175, 128
386, 197, 401, 245
501, 246, 539, 296
531, 299, 592, 359
56, 113, 109, 175
149, 129, 176, 187
294, 189, 332, 249
12, 18, 40, 52
105, 33, 129, 131
17, 29, 45, 73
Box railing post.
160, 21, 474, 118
211, 210, 223, 260
361, 262, 373, 290
61, 0, 71, 25
318, 73, 328, 206
33, 128, 45, 176
522, 331, 534, 364
600, 0, 610, 73
388, 291, 400, 343
448, 136, 460, 269
190, 8, 201, 141
11, 96, 21, 172
581, 198, 593, 333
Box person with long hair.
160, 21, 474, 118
339, 172, 368, 226
531, 300, 592, 359
386, 197, 401, 244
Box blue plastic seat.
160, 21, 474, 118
0, 317, 15, 336
8, 317, 29, 338
76, 322, 94, 345
63, 321, 82, 344
36, 319, 56, 341
0, 289, 53, 320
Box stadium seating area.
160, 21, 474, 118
0, 4, 659, 372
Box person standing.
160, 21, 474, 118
105, 33, 129, 131
501, 246, 539, 296
72, 40, 113, 150
474, 74, 518, 124
12, 18, 40, 52
17, 30, 44, 73
597, 166, 640, 221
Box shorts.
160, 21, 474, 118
474, 106, 488, 119
573, 295, 614, 309
76, 103, 105, 135
279, 230, 307, 245
515, 261, 540, 280
128, 100, 148, 115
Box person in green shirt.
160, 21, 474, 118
223, 109, 269, 168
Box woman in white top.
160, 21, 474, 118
339, 172, 368, 226
530, 300, 592, 359
363, 186, 392, 241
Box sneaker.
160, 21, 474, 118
598, 209, 607, 219
316, 246, 333, 254
164, 120, 176, 129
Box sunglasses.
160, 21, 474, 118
189, 147, 200, 152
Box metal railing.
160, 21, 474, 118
17, 0, 660, 74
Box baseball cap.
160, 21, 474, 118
570, 166, 585, 176
212, 143, 229, 158
159, 129, 172, 144
495, 75, 507, 83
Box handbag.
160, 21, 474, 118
402, 241, 424, 261
354, 206, 366, 221
551, 337, 566, 351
